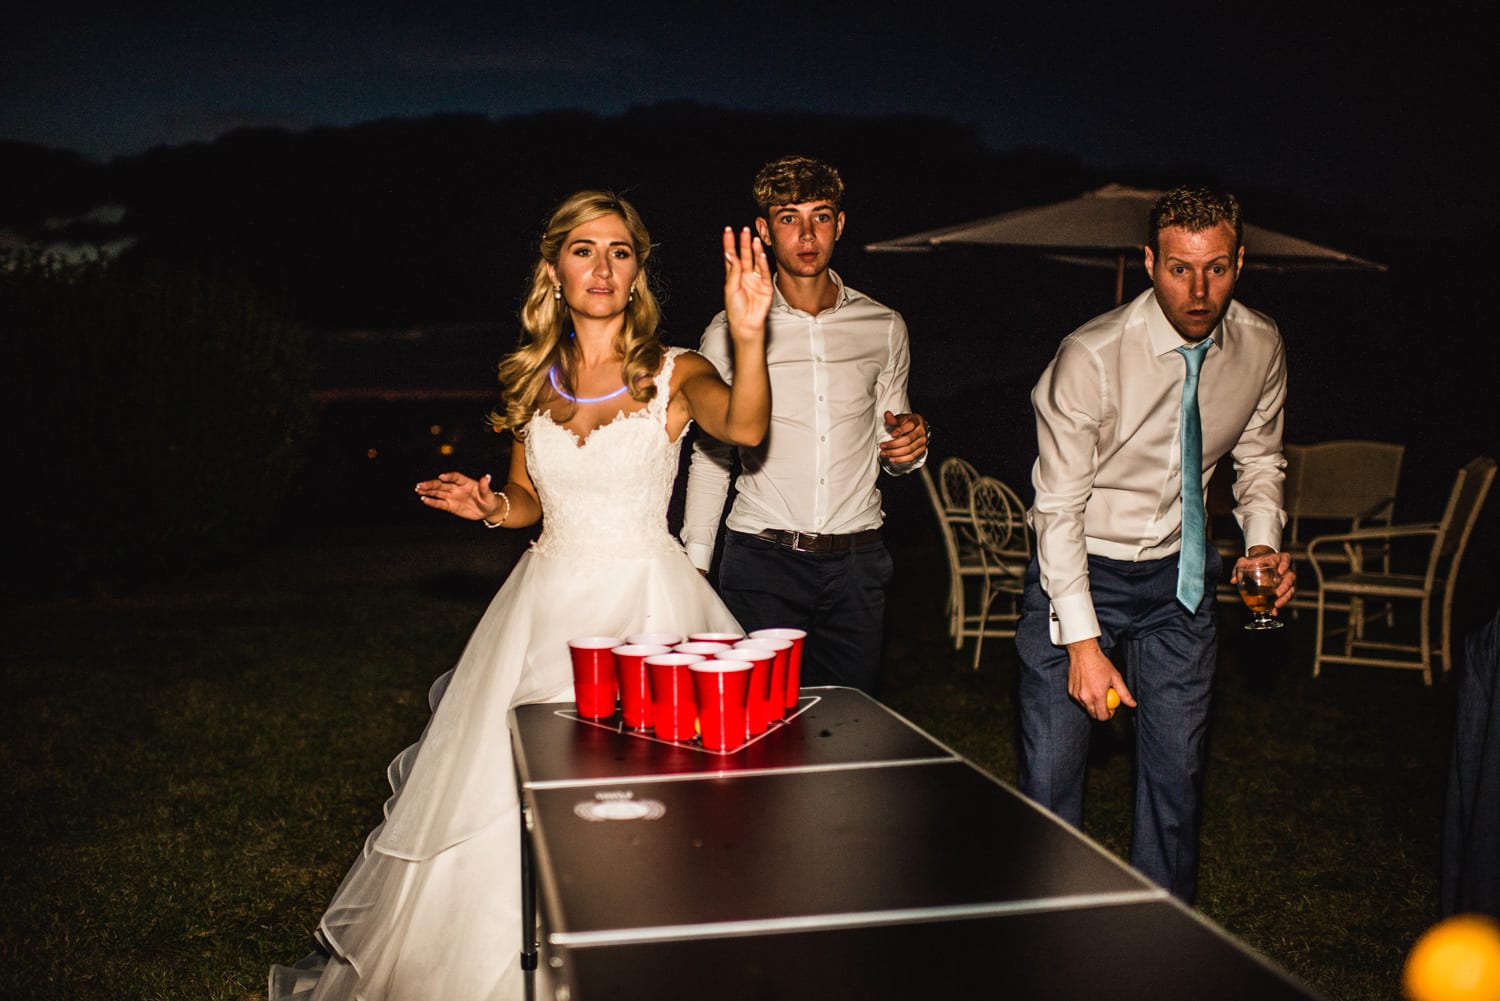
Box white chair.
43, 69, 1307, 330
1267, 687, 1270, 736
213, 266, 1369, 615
920, 459, 988, 649
1309, 455, 1495, 686
1208, 440, 1405, 614
938, 457, 981, 530
966, 475, 1032, 668
1282, 440, 1406, 613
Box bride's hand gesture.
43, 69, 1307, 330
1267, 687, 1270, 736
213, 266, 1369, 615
722, 226, 771, 340
670, 226, 772, 448
414, 471, 507, 523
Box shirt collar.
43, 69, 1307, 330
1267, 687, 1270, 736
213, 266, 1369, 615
772, 268, 851, 316
1143, 289, 1222, 357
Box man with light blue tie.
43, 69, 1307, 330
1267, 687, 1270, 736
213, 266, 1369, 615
1016, 185, 1296, 903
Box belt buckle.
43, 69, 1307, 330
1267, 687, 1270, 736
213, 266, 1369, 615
788, 531, 816, 553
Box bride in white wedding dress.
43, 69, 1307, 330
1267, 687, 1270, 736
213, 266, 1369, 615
269, 191, 771, 1000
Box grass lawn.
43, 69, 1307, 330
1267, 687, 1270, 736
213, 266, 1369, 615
2, 518, 1473, 1001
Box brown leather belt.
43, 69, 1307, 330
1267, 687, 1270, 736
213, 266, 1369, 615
749, 527, 883, 553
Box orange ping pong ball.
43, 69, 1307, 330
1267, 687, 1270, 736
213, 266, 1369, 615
1106, 688, 1121, 711
1403, 913, 1500, 1001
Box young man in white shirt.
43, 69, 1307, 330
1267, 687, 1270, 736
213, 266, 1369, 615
682, 155, 928, 694
1018, 185, 1296, 902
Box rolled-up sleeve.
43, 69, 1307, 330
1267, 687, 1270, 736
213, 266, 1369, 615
873, 312, 924, 475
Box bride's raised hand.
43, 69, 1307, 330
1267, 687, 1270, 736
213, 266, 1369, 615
671, 227, 771, 448
722, 225, 771, 337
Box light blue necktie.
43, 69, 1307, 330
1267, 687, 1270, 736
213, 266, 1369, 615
1175, 342, 1211, 611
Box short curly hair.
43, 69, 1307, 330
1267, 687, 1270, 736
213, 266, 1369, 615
1148, 185, 1243, 254
752, 155, 844, 217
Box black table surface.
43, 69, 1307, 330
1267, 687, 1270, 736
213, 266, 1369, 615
510, 687, 1326, 1001
528, 762, 1157, 942
546, 901, 1322, 1001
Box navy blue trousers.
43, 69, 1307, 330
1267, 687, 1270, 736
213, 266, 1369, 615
717, 530, 893, 695
1015, 548, 1221, 902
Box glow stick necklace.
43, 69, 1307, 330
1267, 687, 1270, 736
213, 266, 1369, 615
549, 365, 628, 404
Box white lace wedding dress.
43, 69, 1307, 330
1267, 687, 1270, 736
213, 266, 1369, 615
270, 348, 740, 1000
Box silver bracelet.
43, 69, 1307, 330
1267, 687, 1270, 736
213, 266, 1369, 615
482, 490, 511, 528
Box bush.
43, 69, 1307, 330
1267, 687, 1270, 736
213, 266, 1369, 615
3, 252, 318, 595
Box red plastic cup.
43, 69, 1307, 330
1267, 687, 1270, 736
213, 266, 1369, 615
626, 632, 683, 648
612, 643, 671, 730
713, 646, 776, 735
688, 631, 744, 645
673, 641, 733, 658
736, 636, 790, 721
689, 659, 754, 752
645, 653, 704, 741
568, 636, 622, 719
749, 628, 806, 708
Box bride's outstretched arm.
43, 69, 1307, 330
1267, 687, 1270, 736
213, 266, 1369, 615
677, 226, 770, 446
414, 439, 542, 528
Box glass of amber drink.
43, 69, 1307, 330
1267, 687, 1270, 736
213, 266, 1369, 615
1237, 562, 1284, 631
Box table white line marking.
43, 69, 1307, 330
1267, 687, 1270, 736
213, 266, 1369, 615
549, 890, 1170, 948
522, 754, 963, 790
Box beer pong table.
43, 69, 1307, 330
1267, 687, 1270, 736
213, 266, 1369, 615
509, 686, 1324, 1000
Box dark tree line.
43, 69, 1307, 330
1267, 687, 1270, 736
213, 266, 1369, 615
3, 104, 1169, 332
7, 104, 1485, 595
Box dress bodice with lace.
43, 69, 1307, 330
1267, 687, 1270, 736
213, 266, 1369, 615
525, 348, 687, 559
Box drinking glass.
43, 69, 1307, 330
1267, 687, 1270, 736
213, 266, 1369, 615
1237, 562, 1284, 631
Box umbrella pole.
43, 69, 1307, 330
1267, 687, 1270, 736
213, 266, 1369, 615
1114, 253, 1125, 306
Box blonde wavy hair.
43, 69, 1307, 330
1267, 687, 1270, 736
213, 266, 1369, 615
490, 191, 664, 434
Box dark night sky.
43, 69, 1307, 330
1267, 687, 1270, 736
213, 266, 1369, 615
2, 1, 1487, 239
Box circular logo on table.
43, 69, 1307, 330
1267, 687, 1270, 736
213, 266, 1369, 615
574, 791, 667, 822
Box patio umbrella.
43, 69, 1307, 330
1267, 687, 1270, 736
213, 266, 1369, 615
864, 183, 1387, 305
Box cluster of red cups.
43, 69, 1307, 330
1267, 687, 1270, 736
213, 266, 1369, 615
565, 629, 807, 751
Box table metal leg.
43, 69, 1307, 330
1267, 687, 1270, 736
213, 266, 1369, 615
520, 805, 538, 970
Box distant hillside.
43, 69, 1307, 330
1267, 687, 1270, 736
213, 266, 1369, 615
3, 102, 1355, 331
3, 107, 1493, 563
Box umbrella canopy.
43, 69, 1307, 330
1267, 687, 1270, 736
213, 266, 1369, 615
865, 183, 1386, 304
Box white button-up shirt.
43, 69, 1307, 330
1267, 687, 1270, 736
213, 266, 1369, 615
682, 270, 918, 570
1030, 288, 1288, 644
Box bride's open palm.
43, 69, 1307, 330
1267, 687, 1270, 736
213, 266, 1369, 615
721, 225, 772, 339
